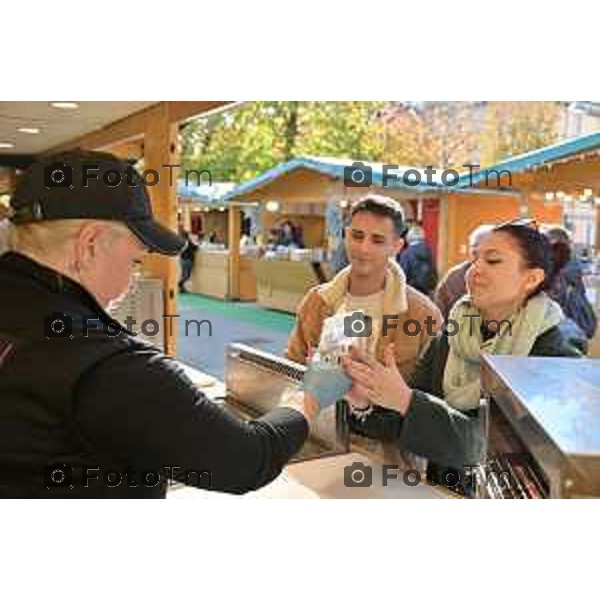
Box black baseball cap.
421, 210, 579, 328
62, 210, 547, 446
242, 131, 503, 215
10, 150, 185, 256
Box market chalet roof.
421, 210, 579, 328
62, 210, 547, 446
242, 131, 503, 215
462, 130, 600, 187
221, 155, 514, 202
219, 130, 600, 203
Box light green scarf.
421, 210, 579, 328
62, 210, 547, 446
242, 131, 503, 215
443, 293, 564, 410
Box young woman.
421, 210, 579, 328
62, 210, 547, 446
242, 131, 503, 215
342, 221, 582, 494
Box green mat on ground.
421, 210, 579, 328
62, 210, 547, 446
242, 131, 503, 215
178, 294, 296, 334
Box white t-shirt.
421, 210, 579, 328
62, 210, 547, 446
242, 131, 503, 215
338, 290, 385, 357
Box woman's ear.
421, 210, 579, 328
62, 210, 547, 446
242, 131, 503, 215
524, 267, 546, 296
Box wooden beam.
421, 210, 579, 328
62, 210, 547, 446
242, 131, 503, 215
45, 104, 159, 154
44, 101, 235, 155
142, 103, 180, 356
168, 101, 238, 124
103, 139, 145, 161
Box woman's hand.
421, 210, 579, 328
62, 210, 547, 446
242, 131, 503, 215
341, 345, 413, 416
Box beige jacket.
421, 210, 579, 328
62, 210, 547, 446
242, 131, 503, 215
286, 260, 443, 379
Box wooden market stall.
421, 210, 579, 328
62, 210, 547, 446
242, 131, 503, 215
177, 181, 257, 300
440, 189, 564, 268
222, 156, 521, 313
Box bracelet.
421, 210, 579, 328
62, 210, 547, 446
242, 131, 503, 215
348, 402, 374, 422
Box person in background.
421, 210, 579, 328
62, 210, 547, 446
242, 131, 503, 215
544, 226, 597, 351
277, 220, 304, 249
397, 225, 438, 296
240, 220, 254, 248
434, 224, 494, 319
178, 229, 198, 293
342, 220, 581, 496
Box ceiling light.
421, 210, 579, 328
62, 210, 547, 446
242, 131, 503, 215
17, 127, 40, 134
265, 200, 280, 212
0, 142, 15, 149
50, 102, 79, 109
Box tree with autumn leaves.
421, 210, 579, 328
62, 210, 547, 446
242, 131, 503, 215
481, 101, 560, 165
379, 101, 562, 169
180, 101, 568, 182
180, 101, 386, 182
378, 102, 480, 170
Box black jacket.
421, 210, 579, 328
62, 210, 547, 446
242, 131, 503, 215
0, 252, 308, 498
398, 241, 438, 295
548, 259, 597, 340
349, 324, 581, 470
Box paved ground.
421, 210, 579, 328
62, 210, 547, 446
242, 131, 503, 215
175, 293, 296, 379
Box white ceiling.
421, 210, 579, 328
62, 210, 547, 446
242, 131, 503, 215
0, 101, 157, 155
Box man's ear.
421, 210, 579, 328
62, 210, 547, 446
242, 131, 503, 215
391, 235, 404, 257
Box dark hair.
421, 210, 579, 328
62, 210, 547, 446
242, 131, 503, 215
550, 240, 571, 273
492, 223, 561, 298
350, 195, 405, 237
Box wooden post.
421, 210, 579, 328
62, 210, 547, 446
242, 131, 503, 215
143, 103, 180, 356
228, 206, 241, 299
437, 191, 450, 274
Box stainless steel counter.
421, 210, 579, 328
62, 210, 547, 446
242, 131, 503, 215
481, 355, 600, 498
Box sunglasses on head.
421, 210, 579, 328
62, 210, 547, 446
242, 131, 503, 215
495, 217, 539, 231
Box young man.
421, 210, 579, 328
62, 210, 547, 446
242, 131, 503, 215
287, 195, 443, 390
